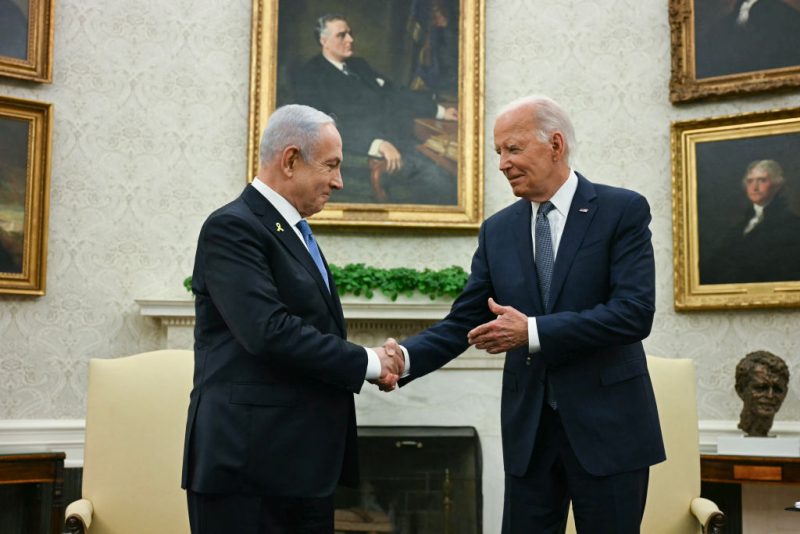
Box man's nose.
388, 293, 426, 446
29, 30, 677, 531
332, 171, 344, 190
499, 155, 511, 171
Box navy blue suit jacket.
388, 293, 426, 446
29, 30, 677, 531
401, 174, 665, 477
181, 185, 366, 497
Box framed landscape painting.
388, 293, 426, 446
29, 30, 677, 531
247, 0, 484, 229
672, 107, 800, 309
0, 95, 52, 295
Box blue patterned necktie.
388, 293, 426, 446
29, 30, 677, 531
535, 201, 558, 409
296, 220, 330, 293
535, 201, 556, 309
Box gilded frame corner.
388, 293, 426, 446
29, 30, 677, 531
669, 0, 800, 103
247, 0, 484, 230
0, 95, 52, 295
671, 106, 800, 310
0, 0, 55, 83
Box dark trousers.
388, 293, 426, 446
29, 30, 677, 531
502, 405, 649, 534
187, 490, 334, 534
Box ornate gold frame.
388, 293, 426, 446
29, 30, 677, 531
247, 0, 484, 229
671, 107, 800, 310
0, 0, 55, 83
0, 95, 52, 295
669, 0, 800, 103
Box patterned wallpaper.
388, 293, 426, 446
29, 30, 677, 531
0, 0, 799, 421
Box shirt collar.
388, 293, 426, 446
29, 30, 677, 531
532, 169, 579, 216
251, 178, 303, 228
322, 54, 346, 72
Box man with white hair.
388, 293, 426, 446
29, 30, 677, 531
703, 158, 800, 284
392, 95, 665, 533
182, 104, 404, 533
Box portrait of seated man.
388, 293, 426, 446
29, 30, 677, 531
695, 0, 800, 78
290, 13, 459, 205
735, 350, 790, 437
702, 159, 800, 284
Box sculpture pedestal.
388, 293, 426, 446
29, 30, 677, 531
717, 436, 800, 457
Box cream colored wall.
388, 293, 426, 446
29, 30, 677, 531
1, 0, 800, 424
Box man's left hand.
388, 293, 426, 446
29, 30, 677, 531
467, 298, 527, 354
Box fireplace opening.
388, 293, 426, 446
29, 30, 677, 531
334, 426, 482, 534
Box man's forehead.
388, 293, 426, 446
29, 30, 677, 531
326, 19, 349, 31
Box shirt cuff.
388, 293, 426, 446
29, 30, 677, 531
368, 139, 385, 158
528, 317, 541, 353
398, 345, 411, 378
435, 105, 445, 119
364, 347, 381, 380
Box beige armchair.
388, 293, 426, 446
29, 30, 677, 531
64, 350, 193, 534
567, 356, 725, 533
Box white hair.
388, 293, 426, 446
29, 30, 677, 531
743, 159, 785, 187
259, 104, 335, 165
498, 95, 577, 164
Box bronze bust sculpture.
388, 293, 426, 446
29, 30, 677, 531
734, 351, 790, 437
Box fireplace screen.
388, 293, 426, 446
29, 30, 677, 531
334, 426, 482, 534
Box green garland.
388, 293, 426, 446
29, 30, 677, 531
183, 263, 468, 301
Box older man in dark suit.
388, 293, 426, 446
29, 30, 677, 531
394, 95, 665, 533
291, 14, 458, 205
181, 104, 404, 533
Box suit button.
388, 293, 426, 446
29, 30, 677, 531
526, 357, 531, 366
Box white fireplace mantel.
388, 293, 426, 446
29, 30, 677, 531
136, 296, 503, 369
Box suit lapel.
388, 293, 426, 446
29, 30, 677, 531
510, 200, 545, 315
242, 186, 346, 332
548, 174, 597, 312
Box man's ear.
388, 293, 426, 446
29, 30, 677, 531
551, 132, 565, 161
281, 146, 301, 176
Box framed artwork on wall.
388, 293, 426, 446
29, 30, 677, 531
669, 0, 800, 103
0, 0, 55, 82
0, 95, 52, 295
671, 107, 800, 310
247, 0, 484, 229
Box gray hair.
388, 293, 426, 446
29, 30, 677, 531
742, 159, 785, 187
314, 13, 346, 43
259, 104, 335, 165
498, 95, 577, 164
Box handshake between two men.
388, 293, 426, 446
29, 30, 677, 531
368, 298, 525, 392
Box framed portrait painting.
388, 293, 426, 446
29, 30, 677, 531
0, 0, 55, 82
672, 107, 800, 310
669, 0, 800, 102
248, 0, 484, 229
0, 95, 52, 295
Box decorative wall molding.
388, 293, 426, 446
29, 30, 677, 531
6, 418, 796, 468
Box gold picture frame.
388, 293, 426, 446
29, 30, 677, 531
671, 107, 800, 310
669, 0, 800, 103
247, 0, 484, 229
0, 0, 55, 83
0, 95, 52, 295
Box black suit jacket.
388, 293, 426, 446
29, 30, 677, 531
703, 195, 800, 284
292, 54, 438, 155
181, 185, 367, 497
401, 174, 665, 477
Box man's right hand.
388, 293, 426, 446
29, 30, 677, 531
378, 141, 403, 173
371, 338, 404, 391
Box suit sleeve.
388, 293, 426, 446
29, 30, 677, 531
536, 193, 655, 363
198, 211, 367, 393
400, 225, 495, 383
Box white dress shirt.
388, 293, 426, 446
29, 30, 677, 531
251, 178, 382, 379
527, 170, 579, 353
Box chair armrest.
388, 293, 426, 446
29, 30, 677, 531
64, 498, 93, 534
690, 497, 725, 534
